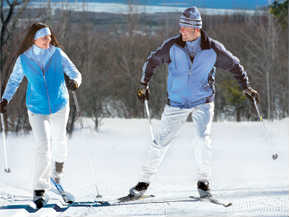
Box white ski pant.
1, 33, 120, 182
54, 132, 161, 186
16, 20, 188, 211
28, 104, 69, 190
139, 102, 214, 183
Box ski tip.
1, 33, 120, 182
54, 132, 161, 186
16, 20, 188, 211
117, 194, 132, 202
224, 202, 232, 207
118, 194, 155, 202
50, 177, 57, 185
66, 200, 74, 204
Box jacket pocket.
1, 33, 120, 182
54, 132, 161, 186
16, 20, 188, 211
171, 46, 190, 75
169, 75, 187, 94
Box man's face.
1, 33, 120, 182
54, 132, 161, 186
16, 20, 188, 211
34, 35, 51, 49
179, 26, 200, 41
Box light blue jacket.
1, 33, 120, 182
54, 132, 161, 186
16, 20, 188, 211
141, 30, 249, 108
167, 38, 216, 108
2, 45, 82, 114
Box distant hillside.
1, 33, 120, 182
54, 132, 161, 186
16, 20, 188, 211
33, 0, 269, 10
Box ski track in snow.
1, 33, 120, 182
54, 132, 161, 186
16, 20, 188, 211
0, 118, 288, 217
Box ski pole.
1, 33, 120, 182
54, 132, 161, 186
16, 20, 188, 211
72, 91, 80, 117
0, 113, 11, 173
252, 97, 278, 160
88, 153, 102, 198
253, 97, 263, 121
144, 99, 158, 145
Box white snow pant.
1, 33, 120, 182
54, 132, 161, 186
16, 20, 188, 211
139, 102, 214, 183
28, 104, 69, 190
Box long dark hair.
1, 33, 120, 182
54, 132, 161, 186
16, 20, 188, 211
16, 22, 62, 56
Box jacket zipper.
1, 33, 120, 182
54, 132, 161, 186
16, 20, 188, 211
25, 53, 55, 114
42, 67, 52, 114
185, 47, 193, 105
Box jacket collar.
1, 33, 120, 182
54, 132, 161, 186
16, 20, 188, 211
175, 29, 211, 50
200, 29, 211, 50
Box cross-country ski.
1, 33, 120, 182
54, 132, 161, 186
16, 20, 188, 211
0, 194, 232, 213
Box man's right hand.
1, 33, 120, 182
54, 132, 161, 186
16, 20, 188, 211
137, 85, 150, 102
0, 99, 8, 113
67, 79, 79, 91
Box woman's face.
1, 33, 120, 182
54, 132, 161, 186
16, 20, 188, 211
34, 35, 51, 49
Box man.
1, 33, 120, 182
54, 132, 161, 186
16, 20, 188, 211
128, 6, 259, 199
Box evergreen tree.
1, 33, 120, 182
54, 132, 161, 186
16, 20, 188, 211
270, 0, 288, 28
220, 80, 247, 121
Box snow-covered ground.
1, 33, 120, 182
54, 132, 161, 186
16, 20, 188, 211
0, 118, 288, 217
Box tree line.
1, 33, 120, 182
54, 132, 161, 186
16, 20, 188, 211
0, 1, 288, 133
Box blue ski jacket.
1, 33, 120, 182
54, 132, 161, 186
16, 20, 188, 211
2, 46, 82, 114
141, 30, 249, 108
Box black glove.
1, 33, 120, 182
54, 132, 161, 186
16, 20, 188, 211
0, 99, 8, 113
67, 79, 79, 91
137, 85, 150, 102
243, 87, 260, 103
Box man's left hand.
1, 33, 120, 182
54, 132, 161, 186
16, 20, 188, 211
243, 87, 260, 103
0, 99, 8, 113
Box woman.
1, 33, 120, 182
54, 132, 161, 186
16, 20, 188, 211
0, 23, 82, 208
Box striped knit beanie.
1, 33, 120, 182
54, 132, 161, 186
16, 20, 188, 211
179, 6, 202, 29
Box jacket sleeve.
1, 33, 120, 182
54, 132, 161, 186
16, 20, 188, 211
140, 37, 176, 84
59, 48, 82, 87
2, 57, 25, 103
212, 39, 249, 90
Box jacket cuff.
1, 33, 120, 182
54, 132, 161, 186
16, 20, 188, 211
1, 98, 8, 105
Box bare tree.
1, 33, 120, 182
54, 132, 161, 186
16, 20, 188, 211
1, 0, 30, 87
0, 0, 30, 132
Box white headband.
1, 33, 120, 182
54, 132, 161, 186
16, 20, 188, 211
34, 27, 51, 40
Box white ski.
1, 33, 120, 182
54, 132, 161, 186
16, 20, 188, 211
189, 195, 232, 207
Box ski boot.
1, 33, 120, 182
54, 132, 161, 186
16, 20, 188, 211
33, 190, 48, 209
129, 182, 150, 198
197, 179, 212, 198
118, 182, 150, 202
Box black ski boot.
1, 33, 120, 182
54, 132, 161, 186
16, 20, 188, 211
129, 182, 150, 198
197, 179, 212, 198
118, 182, 150, 202
33, 190, 48, 209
